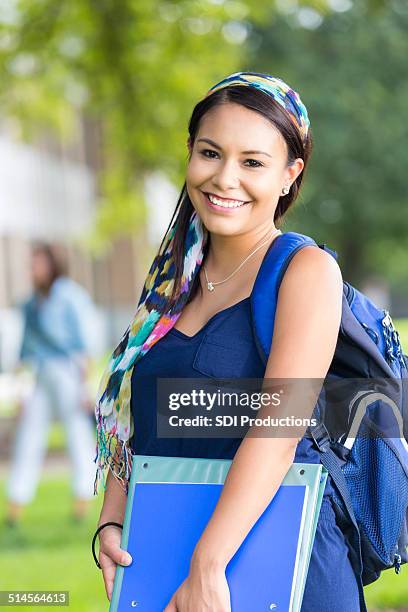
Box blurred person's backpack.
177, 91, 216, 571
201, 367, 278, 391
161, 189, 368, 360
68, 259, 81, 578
251, 232, 408, 611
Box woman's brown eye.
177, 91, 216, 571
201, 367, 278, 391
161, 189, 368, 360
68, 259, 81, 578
246, 159, 263, 168
200, 149, 218, 158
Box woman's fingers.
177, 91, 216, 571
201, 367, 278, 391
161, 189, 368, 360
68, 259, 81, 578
99, 551, 118, 601
98, 527, 132, 601
163, 595, 177, 612
99, 549, 132, 601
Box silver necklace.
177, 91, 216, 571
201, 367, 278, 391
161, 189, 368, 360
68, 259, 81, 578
203, 229, 282, 292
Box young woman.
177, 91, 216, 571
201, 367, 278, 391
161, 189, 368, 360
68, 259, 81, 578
94, 72, 365, 611
6, 243, 96, 525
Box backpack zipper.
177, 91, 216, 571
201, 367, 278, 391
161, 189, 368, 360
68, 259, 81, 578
343, 286, 406, 369
382, 310, 406, 369
393, 552, 402, 574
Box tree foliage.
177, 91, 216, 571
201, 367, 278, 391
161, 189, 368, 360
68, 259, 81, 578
0, 0, 289, 249
0, 0, 401, 282
249, 0, 408, 284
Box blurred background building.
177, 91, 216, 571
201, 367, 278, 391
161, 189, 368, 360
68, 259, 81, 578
0, 117, 178, 372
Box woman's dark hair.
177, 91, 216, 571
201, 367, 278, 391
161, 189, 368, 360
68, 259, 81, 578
31, 242, 68, 293
159, 85, 313, 309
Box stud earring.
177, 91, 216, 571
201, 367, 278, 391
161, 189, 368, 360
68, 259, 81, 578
281, 185, 290, 196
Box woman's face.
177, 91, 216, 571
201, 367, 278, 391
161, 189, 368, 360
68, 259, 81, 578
186, 102, 304, 236
31, 250, 53, 289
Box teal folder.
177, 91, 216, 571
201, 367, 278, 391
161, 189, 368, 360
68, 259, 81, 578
109, 455, 327, 611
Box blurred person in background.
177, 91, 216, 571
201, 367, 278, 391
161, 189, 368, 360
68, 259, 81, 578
5, 242, 97, 526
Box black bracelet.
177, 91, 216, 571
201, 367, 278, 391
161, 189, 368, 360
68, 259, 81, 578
92, 521, 123, 569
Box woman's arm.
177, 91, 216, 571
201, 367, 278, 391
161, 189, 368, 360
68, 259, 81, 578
98, 469, 128, 526
191, 245, 343, 572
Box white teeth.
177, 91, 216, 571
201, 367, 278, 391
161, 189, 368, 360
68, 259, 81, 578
207, 193, 246, 208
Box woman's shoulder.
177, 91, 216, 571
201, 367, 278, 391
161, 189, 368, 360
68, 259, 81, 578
288, 250, 343, 316
266, 235, 344, 379
280, 231, 342, 287
270, 234, 343, 323
51, 276, 91, 304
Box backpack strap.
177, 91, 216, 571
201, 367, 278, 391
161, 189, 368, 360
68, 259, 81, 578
251, 231, 319, 363
317, 445, 367, 611
317, 243, 338, 261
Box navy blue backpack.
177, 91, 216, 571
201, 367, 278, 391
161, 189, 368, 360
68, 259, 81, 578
251, 232, 408, 611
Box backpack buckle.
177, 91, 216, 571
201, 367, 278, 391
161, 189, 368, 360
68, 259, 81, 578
309, 422, 331, 452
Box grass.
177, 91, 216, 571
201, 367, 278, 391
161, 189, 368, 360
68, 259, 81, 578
396, 318, 408, 355
0, 478, 407, 611
0, 478, 106, 612
365, 571, 408, 610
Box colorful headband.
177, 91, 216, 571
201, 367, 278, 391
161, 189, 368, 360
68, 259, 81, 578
204, 71, 310, 144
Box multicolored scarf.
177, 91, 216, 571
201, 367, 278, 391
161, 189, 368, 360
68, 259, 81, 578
94, 72, 310, 495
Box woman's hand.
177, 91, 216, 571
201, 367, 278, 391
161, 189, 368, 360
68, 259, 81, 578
163, 564, 231, 612
98, 525, 132, 601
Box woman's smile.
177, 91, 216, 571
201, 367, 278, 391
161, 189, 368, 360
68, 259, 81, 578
201, 190, 252, 213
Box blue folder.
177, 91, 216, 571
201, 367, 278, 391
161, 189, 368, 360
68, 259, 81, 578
109, 455, 327, 612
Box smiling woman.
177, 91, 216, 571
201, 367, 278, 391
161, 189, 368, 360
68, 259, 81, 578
172, 80, 313, 313
93, 72, 365, 612
188, 106, 303, 217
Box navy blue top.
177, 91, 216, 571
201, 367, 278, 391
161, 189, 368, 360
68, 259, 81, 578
130, 295, 334, 498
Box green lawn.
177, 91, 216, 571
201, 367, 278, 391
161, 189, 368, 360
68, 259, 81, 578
0, 477, 407, 611
396, 318, 408, 354
0, 478, 106, 612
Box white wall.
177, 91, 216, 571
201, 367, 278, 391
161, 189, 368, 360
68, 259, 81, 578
0, 135, 95, 239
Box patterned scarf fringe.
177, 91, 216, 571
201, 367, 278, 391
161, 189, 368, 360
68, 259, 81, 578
94, 403, 133, 496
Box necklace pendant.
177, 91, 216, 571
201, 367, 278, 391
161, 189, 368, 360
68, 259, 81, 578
207, 281, 215, 292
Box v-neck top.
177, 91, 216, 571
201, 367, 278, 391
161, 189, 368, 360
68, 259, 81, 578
130, 294, 335, 498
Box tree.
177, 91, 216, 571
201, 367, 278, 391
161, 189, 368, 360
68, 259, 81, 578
249, 0, 408, 286
0, 0, 320, 250
0, 0, 392, 275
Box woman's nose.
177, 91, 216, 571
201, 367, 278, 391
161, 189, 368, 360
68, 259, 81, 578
211, 159, 240, 190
